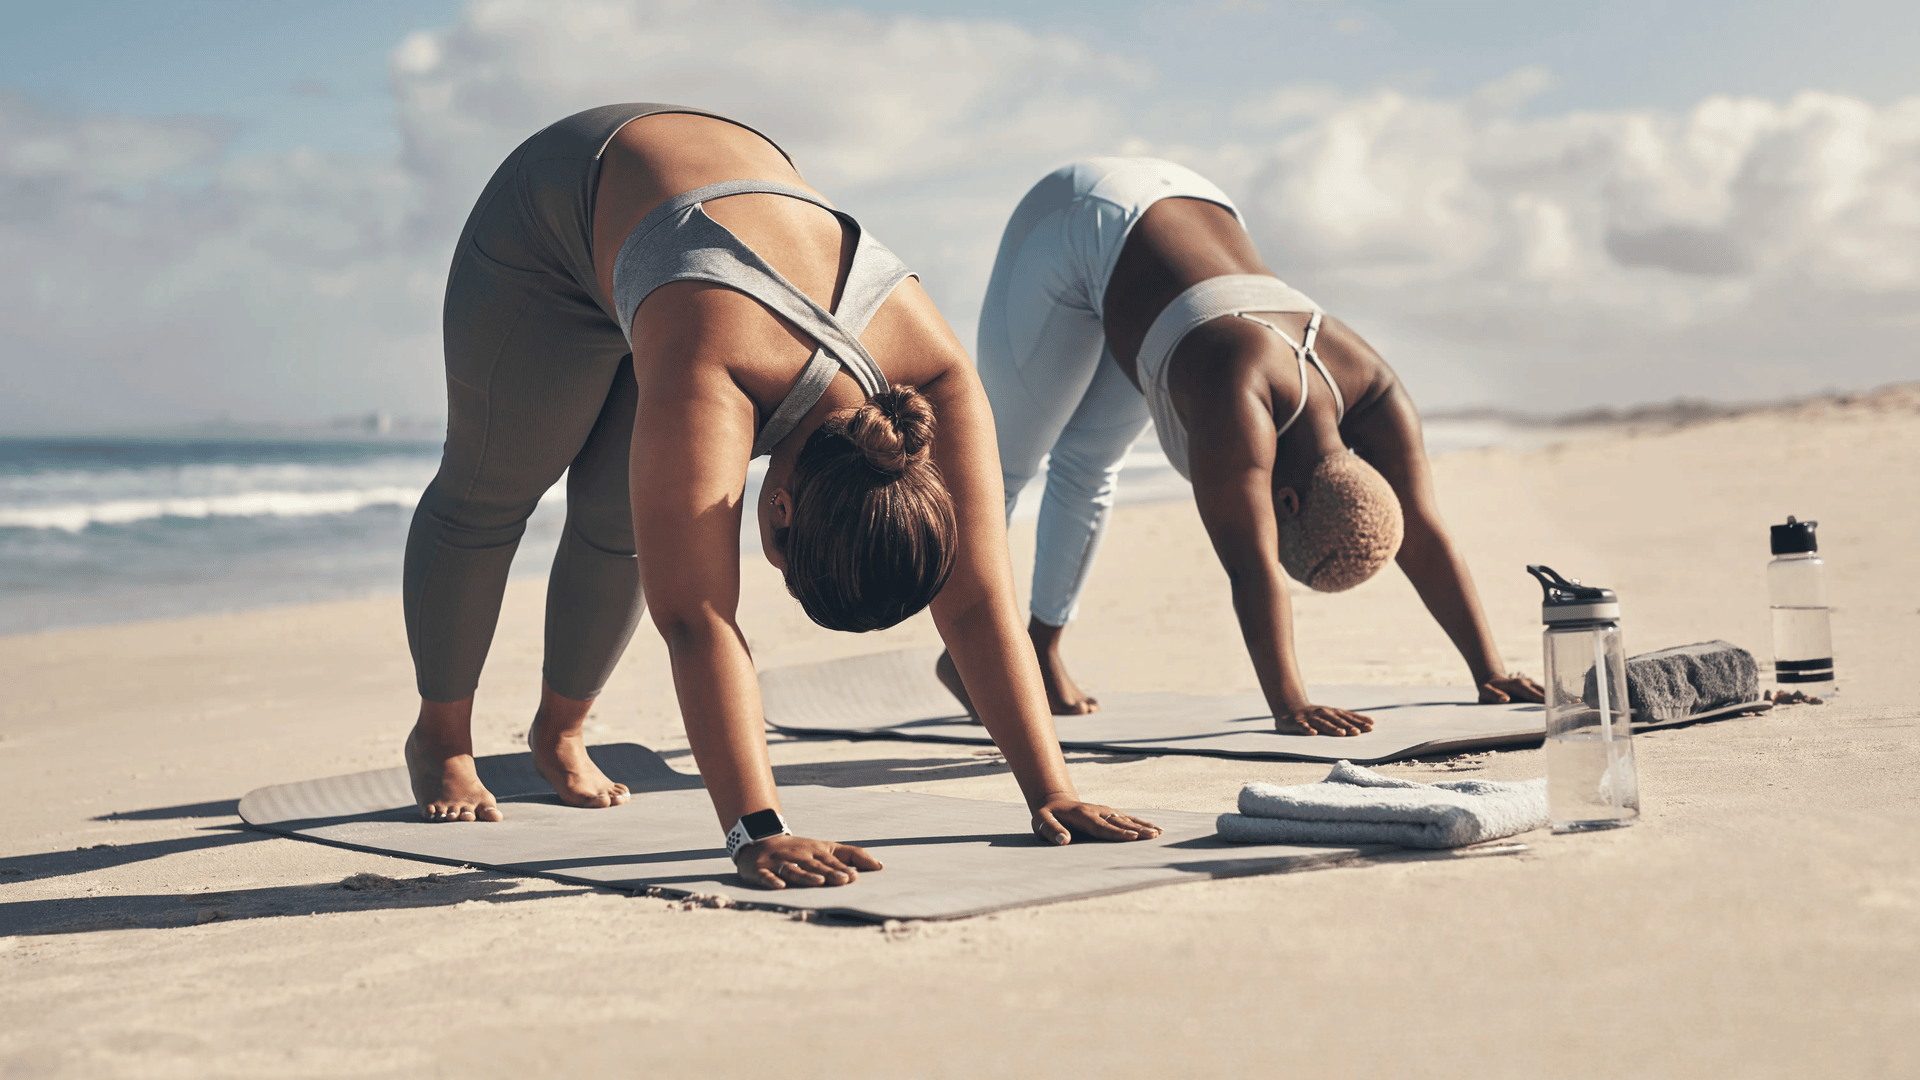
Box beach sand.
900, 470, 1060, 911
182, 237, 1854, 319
3, 388, 1916, 1078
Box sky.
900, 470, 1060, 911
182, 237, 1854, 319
1, 0, 1915, 432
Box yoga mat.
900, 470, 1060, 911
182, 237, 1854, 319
759, 649, 1551, 764
238, 744, 1374, 921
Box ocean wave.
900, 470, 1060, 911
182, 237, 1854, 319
0, 486, 430, 532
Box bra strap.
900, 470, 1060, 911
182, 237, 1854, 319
1237, 311, 1343, 437
1298, 312, 1345, 422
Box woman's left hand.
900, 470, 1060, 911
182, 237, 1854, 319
1032, 798, 1162, 845
1479, 673, 1546, 704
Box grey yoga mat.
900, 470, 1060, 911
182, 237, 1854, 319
238, 744, 1374, 921
759, 649, 1550, 765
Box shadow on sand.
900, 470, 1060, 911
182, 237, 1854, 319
0, 866, 585, 937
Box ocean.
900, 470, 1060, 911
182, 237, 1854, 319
0, 420, 1536, 635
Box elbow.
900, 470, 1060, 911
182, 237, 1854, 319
1393, 521, 1462, 581
1395, 513, 1450, 559
1219, 559, 1280, 604
650, 606, 728, 654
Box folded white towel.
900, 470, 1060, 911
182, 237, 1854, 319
1217, 760, 1547, 849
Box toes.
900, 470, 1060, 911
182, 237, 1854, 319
477, 805, 502, 822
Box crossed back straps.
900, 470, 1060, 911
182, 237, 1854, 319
610, 179, 915, 457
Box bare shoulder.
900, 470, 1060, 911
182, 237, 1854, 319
1314, 315, 1403, 415
863, 276, 974, 392
1170, 315, 1289, 425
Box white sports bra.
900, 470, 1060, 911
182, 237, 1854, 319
1133, 274, 1339, 480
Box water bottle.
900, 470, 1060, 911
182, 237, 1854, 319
1768, 517, 1833, 694
1527, 565, 1640, 832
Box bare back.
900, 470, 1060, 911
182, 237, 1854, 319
592, 113, 966, 448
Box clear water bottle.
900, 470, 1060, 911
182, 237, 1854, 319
1769, 517, 1833, 694
1527, 565, 1640, 832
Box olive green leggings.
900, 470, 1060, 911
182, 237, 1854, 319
403, 105, 667, 702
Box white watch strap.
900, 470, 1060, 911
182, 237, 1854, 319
725, 810, 791, 857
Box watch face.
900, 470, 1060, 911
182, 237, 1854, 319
741, 808, 785, 839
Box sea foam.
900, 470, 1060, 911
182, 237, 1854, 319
0, 486, 430, 532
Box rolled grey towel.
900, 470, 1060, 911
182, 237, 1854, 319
1585, 640, 1760, 722
1217, 761, 1547, 849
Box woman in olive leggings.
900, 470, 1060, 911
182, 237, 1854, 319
403, 104, 1158, 889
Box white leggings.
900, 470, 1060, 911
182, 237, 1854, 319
976, 159, 1238, 626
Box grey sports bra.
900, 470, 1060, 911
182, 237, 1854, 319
609, 179, 916, 458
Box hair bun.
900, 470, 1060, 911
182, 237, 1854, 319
843, 384, 936, 475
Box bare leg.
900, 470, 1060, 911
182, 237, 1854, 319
406, 697, 503, 822
1028, 616, 1099, 715
528, 682, 631, 808
937, 618, 1101, 718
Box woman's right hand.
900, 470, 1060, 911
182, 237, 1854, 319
1274, 704, 1374, 736
733, 835, 884, 889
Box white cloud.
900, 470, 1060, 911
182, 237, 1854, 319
1, 2, 1915, 432
0, 1, 1136, 431
0, 91, 441, 430
386, 0, 1142, 337
1159, 83, 1920, 407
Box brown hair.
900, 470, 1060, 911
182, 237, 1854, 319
774, 385, 957, 632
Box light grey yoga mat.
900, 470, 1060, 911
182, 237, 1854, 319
760, 650, 1769, 763
238, 744, 1373, 921
759, 649, 1550, 764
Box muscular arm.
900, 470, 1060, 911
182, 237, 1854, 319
1349, 384, 1541, 703
629, 322, 883, 888
628, 345, 779, 827
1184, 356, 1374, 736
920, 355, 1160, 841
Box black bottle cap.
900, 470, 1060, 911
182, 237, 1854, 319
1525, 564, 1620, 624
1771, 516, 1818, 555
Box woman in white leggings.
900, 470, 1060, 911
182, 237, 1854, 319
941, 158, 1542, 733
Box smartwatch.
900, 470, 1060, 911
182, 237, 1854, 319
726, 809, 792, 857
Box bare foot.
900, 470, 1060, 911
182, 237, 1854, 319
406, 697, 502, 823
1029, 617, 1098, 715
528, 683, 630, 809
934, 649, 978, 718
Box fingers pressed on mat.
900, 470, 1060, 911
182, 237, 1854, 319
1033, 813, 1071, 845
781, 863, 826, 886
801, 858, 849, 883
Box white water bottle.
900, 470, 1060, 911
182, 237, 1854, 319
1768, 517, 1833, 694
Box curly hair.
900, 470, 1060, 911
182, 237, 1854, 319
1277, 450, 1404, 592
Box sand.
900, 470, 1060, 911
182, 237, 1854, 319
2, 388, 1917, 1078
